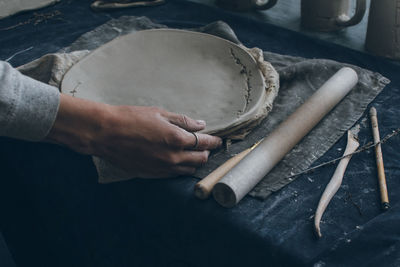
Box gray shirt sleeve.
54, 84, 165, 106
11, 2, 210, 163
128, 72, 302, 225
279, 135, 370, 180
0, 61, 60, 141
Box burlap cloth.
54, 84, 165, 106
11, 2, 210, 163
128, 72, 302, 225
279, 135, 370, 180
18, 16, 389, 199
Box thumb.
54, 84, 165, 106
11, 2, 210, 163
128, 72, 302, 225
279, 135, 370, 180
166, 112, 206, 132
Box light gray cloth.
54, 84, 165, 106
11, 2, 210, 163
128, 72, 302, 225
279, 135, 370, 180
0, 61, 60, 141
15, 16, 389, 199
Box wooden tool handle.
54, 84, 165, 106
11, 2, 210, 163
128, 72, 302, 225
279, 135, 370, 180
194, 148, 252, 200
370, 107, 390, 210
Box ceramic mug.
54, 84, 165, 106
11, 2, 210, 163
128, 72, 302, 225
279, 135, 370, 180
216, 0, 278, 12
301, 0, 367, 31
366, 0, 400, 60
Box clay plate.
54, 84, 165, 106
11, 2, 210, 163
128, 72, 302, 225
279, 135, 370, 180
0, 0, 58, 19
61, 29, 267, 136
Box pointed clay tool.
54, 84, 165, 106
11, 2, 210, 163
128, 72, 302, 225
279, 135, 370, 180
314, 129, 360, 238
194, 140, 262, 200
369, 107, 390, 210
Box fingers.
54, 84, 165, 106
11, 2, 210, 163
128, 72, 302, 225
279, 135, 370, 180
162, 110, 222, 150
170, 150, 211, 175
165, 127, 222, 150
166, 112, 206, 132
155, 150, 210, 176
172, 166, 197, 175
172, 131, 222, 150
187, 133, 222, 151
174, 150, 210, 167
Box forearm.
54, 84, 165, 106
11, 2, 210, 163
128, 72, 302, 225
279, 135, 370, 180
0, 61, 60, 141
45, 94, 109, 155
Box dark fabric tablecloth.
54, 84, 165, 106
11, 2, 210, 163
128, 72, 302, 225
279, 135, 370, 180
0, 0, 400, 266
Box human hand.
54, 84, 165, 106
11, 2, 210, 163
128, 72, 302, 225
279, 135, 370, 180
46, 94, 222, 178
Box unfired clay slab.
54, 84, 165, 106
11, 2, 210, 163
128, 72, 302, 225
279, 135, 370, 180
61, 29, 266, 135
0, 0, 58, 19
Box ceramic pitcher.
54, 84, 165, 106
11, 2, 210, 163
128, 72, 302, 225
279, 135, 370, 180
216, 0, 278, 12
366, 0, 400, 60
301, 0, 367, 31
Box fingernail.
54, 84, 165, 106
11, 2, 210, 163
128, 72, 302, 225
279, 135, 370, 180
196, 120, 206, 126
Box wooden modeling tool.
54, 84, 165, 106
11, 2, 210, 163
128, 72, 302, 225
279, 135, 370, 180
314, 130, 359, 238
194, 140, 262, 200
369, 107, 390, 210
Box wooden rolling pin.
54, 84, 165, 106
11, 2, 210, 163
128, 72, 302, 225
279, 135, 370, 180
194, 141, 261, 200
213, 67, 358, 208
